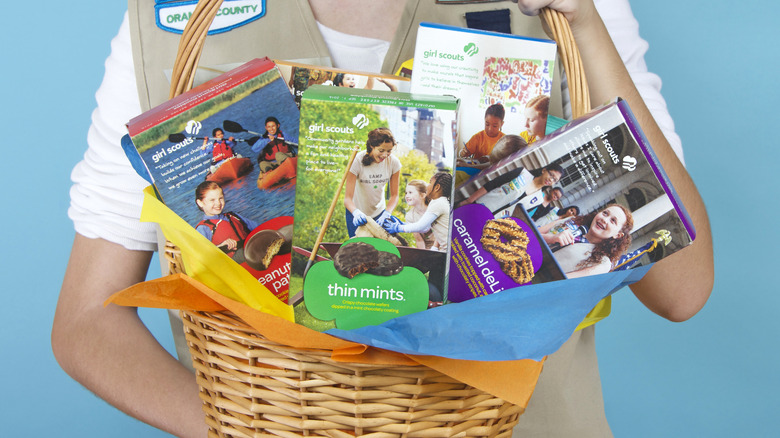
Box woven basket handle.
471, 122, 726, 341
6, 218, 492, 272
540, 8, 591, 118
169, 0, 224, 99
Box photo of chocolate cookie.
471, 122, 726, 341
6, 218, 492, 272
276, 224, 293, 255
367, 251, 404, 276
333, 241, 380, 278
244, 229, 286, 271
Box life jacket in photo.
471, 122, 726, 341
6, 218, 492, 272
197, 212, 251, 257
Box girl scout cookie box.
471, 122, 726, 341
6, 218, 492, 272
291, 85, 460, 331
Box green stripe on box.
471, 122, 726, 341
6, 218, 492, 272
302, 85, 459, 110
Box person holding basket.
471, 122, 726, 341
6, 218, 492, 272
53, 1, 714, 437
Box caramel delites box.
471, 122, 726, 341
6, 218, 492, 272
448, 99, 695, 302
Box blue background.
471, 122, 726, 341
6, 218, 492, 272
2, 1, 776, 436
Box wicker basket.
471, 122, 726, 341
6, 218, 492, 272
165, 1, 589, 436
182, 310, 523, 437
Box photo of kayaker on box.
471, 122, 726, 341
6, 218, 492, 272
194, 181, 259, 263
201, 128, 236, 166
251, 116, 297, 176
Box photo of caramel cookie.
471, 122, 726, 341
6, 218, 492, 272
480, 218, 535, 284
481, 218, 530, 262
367, 251, 404, 276
333, 241, 380, 278
501, 252, 535, 284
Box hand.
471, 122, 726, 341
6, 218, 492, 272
385, 220, 404, 235
376, 210, 392, 227
515, 0, 598, 31
218, 238, 238, 251
352, 209, 368, 227
550, 230, 575, 247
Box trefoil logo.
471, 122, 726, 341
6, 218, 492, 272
464, 42, 479, 57
622, 156, 637, 172
185, 120, 202, 136
353, 114, 370, 129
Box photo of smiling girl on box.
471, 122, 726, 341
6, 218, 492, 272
344, 127, 402, 238
540, 203, 634, 278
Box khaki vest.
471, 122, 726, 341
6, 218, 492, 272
128, 0, 563, 116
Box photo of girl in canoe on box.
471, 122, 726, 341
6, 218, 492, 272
201, 127, 239, 174
194, 181, 259, 263
251, 116, 296, 174
344, 127, 401, 238
539, 203, 634, 278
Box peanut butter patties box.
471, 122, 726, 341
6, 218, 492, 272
290, 85, 459, 331
124, 58, 300, 303
448, 99, 696, 302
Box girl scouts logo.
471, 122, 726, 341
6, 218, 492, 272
464, 42, 479, 57
185, 120, 202, 136
622, 155, 638, 171
155, 0, 266, 35
352, 114, 370, 129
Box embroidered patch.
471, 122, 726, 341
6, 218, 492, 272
155, 0, 266, 35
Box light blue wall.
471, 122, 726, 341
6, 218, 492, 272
600, 1, 779, 436
2, 1, 775, 437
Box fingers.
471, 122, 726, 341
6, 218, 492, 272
515, 0, 551, 16
352, 209, 368, 227
558, 230, 575, 246
386, 222, 403, 235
